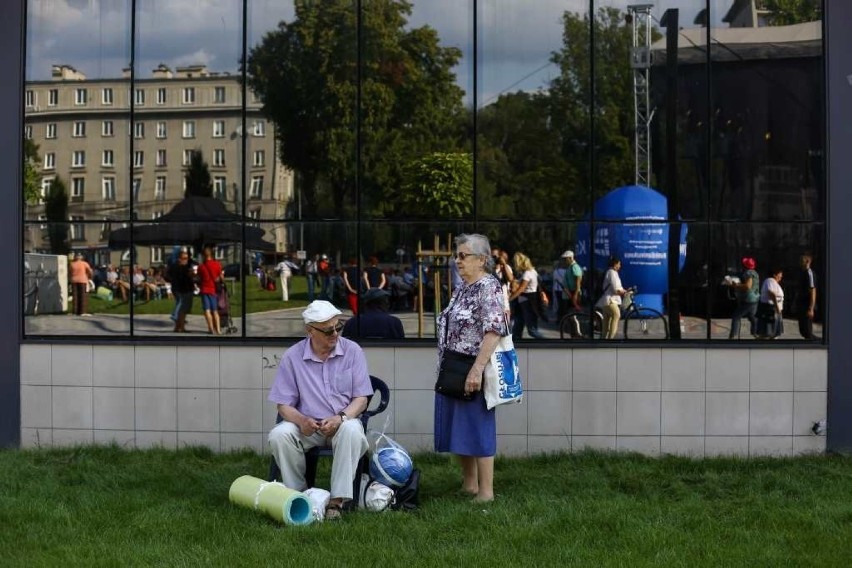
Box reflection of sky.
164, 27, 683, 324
27, 0, 727, 104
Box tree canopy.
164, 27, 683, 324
246, 0, 466, 219
760, 0, 821, 25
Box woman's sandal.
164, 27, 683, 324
324, 502, 343, 521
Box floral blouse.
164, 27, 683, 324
437, 274, 508, 358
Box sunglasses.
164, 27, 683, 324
309, 321, 344, 336
455, 251, 480, 261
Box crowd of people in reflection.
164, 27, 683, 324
62, 244, 818, 341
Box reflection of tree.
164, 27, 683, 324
246, 0, 466, 220
24, 138, 41, 205
400, 152, 472, 218
760, 0, 821, 25
45, 177, 69, 255
551, 7, 634, 196
184, 150, 213, 198
477, 7, 635, 222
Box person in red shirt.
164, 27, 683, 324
198, 245, 223, 334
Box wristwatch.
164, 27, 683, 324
338, 411, 348, 422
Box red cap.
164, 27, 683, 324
742, 257, 756, 270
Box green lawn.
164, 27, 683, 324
86, 276, 314, 317
1, 446, 850, 566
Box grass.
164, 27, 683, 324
85, 276, 313, 317
1, 446, 851, 567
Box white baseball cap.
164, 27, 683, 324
561, 250, 574, 259
302, 300, 342, 324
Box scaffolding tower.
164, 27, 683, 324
628, 4, 654, 187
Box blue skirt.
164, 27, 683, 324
434, 391, 496, 457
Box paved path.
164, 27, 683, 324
25, 308, 821, 342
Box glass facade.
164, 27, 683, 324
22, 1, 824, 342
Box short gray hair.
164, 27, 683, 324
455, 233, 495, 272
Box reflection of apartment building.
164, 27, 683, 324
24, 64, 292, 266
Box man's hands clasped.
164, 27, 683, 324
299, 414, 346, 437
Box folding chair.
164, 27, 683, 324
267, 375, 390, 505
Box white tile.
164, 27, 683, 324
496, 435, 527, 457
661, 436, 705, 457
21, 385, 52, 428
616, 392, 661, 436
222, 433, 264, 453
21, 344, 51, 385
135, 389, 176, 431
617, 349, 661, 391
706, 349, 749, 391
220, 389, 263, 433
52, 386, 93, 429
92, 346, 134, 387
220, 346, 263, 389
391, 434, 434, 455
617, 436, 660, 457
262, 399, 280, 433
93, 387, 135, 430
749, 436, 792, 457
749, 350, 794, 391
496, 398, 528, 436
572, 392, 616, 436
706, 393, 749, 436
571, 436, 616, 452
178, 432, 221, 450
527, 391, 571, 436
136, 431, 177, 449
661, 392, 705, 436
20, 428, 51, 448
53, 429, 94, 446
661, 349, 705, 391
527, 350, 570, 391
51, 345, 93, 386
749, 392, 793, 436
793, 392, 827, 436
135, 346, 177, 388
178, 389, 220, 432
363, 347, 396, 389
573, 349, 616, 391
94, 430, 135, 447
793, 435, 825, 455
176, 347, 220, 389
262, 346, 284, 390
393, 390, 434, 434
705, 436, 749, 457
394, 348, 438, 390
528, 435, 571, 455
794, 349, 827, 391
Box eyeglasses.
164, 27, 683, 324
455, 252, 480, 261
309, 322, 344, 336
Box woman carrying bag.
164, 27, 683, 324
434, 233, 508, 503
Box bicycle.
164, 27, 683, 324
559, 287, 668, 340
620, 287, 669, 340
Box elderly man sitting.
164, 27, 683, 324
267, 300, 374, 520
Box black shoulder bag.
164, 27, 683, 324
435, 301, 476, 401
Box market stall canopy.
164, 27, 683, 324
107, 196, 275, 251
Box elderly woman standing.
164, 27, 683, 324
435, 233, 508, 502
596, 256, 627, 339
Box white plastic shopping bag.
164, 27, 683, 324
483, 333, 523, 410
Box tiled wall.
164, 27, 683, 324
20, 344, 827, 457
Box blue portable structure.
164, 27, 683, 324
576, 185, 687, 313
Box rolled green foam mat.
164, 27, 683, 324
229, 475, 313, 526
